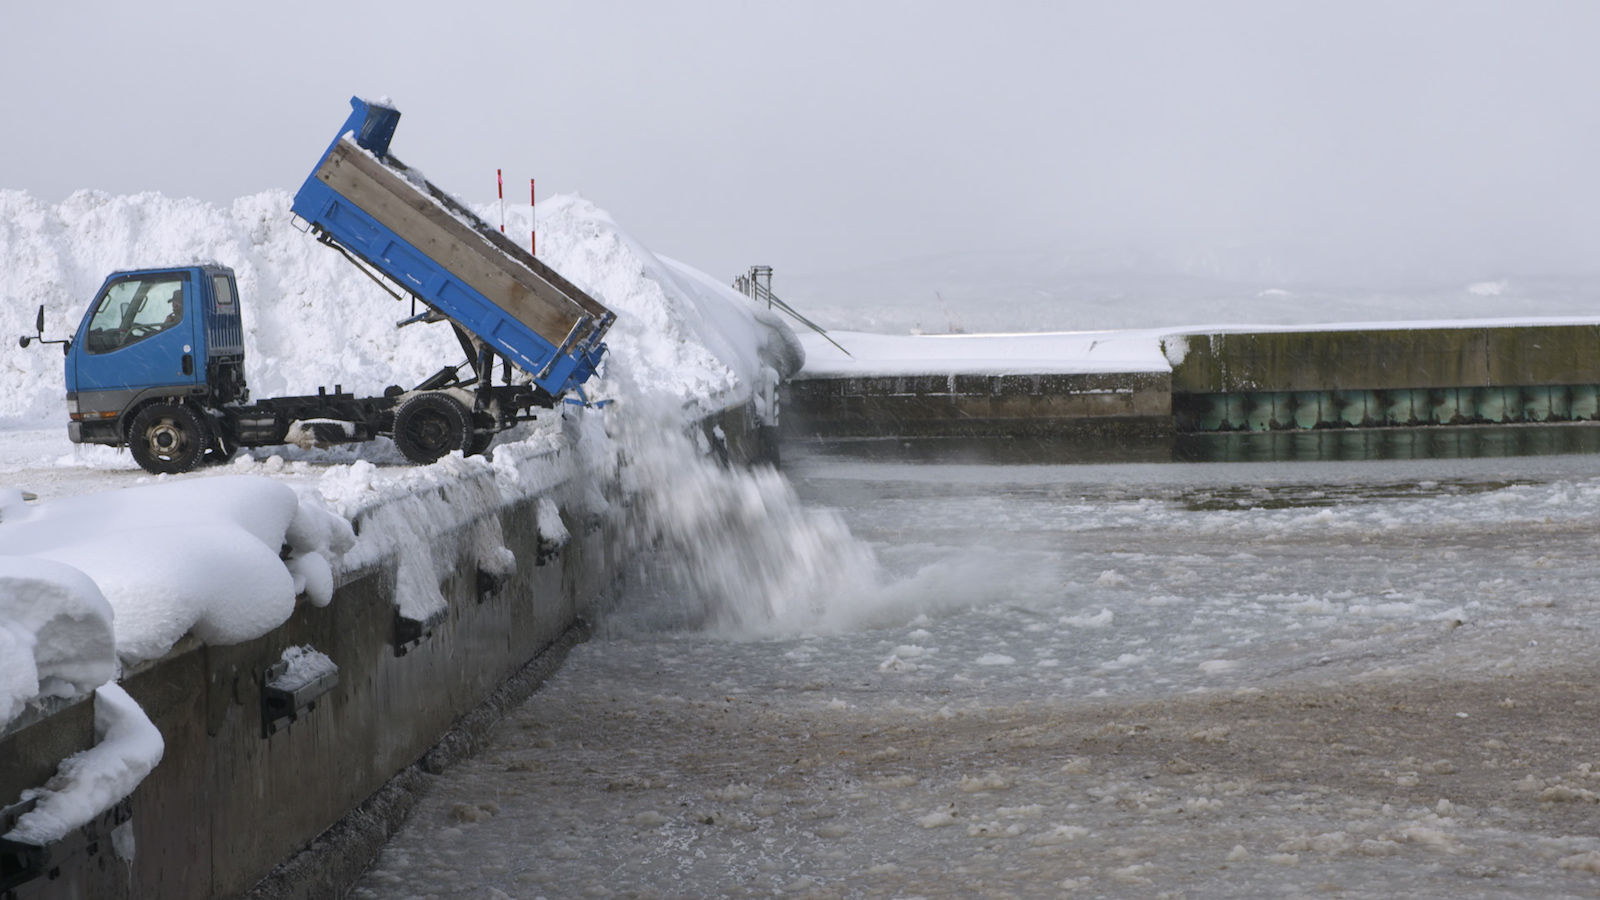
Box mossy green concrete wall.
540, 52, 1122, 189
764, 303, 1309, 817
1169, 325, 1600, 394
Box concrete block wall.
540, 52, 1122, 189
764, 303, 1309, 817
1169, 325, 1600, 394
781, 372, 1173, 439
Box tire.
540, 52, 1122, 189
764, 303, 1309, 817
392, 393, 473, 465
128, 403, 211, 474
467, 429, 493, 457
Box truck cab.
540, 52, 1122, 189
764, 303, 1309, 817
66, 265, 245, 451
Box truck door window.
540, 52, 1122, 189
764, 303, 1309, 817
84, 276, 187, 354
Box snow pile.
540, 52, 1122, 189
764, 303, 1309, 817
0, 189, 460, 422
3, 683, 163, 846
0, 552, 115, 728
0, 179, 860, 665
0, 180, 822, 677
0, 180, 837, 852
0, 475, 353, 672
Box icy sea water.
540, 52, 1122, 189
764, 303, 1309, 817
352, 445, 1600, 899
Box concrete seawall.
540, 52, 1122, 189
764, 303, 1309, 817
1170, 324, 1600, 431
784, 322, 1600, 440
781, 372, 1173, 439
0, 403, 766, 899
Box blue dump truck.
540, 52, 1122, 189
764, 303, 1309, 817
20, 97, 614, 474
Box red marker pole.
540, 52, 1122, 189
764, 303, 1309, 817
496, 169, 505, 233
530, 178, 536, 256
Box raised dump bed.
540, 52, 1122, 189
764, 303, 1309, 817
291, 97, 613, 397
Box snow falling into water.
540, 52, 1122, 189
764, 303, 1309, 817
603, 411, 1019, 639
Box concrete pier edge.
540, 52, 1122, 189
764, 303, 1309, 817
241, 619, 591, 900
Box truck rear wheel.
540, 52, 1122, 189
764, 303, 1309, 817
393, 393, 473, 465
128, 403, 211, 474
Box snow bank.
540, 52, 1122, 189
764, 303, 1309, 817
0, 552, 115, 728
796, 329, 1171, 378
0, 475, 352, 672
0, 178, 835, 855
3, 683, 163, 846
0, 189, 461, 422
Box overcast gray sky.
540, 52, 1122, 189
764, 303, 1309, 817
5, 1, 1600, 286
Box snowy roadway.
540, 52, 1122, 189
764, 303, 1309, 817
0, 424, 409, 501
347, 445, 1600, 899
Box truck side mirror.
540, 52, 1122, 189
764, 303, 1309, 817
20, 304, 72, 354
19, 304, 43, 347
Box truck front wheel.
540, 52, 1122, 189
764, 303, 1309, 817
393, 393, 473, 465
128, 403, 211, 474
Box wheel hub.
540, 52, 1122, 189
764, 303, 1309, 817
146, 419, 186, 459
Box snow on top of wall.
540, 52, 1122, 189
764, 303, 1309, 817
0, 550, 115, 729
796, 316, 1600, 379
795, 329, 1172, 378
0, 179, 800, 697
0, 475, 352, 678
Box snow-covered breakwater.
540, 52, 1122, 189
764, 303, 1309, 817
785, 320, 1600, 442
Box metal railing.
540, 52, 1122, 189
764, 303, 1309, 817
732, 266, 851, 357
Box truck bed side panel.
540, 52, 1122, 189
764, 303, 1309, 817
317, 140, 587, 345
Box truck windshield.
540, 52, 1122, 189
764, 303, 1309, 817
84, 276, 187, 355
